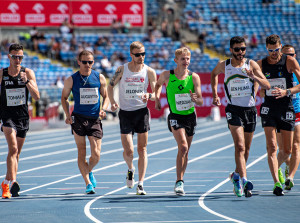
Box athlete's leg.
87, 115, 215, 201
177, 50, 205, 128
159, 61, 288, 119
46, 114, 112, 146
73, 132, 90, 186
288, 125, 300, 179
264, 127, 280, 183
121, 133, 135, 170
87, 136, 101, 172
137, 132, 148, 182
244, 131, 254, 163
277, 130, 293, 167
229, 125, 247, 178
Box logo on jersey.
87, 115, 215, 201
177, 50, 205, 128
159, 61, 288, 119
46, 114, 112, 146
261, 107, 269, 115
278, 72, 283, 77
178, 84, 184, 91
5, 81, 14, 86
3, 76, 9, 80
226, 112, 232, 120
265, 72, 270, 78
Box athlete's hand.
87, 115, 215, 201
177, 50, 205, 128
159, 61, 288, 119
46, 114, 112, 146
65, 115, 72, 125
20, 71, 28, 83
155, 97, 161, 110
212, 96, 221, 106
99, 110, 106, 119
272, 87, 287, 99
142, 93, 150, 103
244, 68, 254, 80
189, 90, 198, 102
111, 103, 119, 112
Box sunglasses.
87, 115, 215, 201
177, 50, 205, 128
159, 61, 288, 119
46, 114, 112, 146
132, 52, 146, 57
9, 54, 24, 60
267, 48, 281, 53
284, 53, 295, 57
81, 60, 93, 64
233, 47, 246, 52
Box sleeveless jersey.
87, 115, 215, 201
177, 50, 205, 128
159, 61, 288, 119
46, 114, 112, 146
292, 73, 300, 113
119, 63, 149, 111
166, 70, 195, 115
71, 70, 101, 118
0, 67, 29, 119
262, 54, 293, 108
224, 58, 255, 107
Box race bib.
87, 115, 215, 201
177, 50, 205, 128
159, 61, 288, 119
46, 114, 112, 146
266, 78, 286, 96
124, 82, 144, 99
175, 93, 193, 111
6, 88, 26, 106
230, 79, 252, 97
80, 88, 99, 104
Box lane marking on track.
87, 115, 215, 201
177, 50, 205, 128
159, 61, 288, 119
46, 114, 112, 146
198, 132, 266, 223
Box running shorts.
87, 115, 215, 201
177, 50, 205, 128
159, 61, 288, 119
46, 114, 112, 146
167, 112, 197, 137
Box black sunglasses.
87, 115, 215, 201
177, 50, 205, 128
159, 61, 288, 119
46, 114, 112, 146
284, 53, 295, 57
9, 54, 24, 60
233, 47, 246, 52
132, 52, 146, 57
81, 60, 93, 64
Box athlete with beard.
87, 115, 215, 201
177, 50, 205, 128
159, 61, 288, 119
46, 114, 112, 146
257, 35, 300, 196
108, 41, 157, 195
155, 47, 203, 195
211, 36, 270, 197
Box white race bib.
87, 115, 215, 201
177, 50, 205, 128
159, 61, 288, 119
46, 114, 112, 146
124, 82, 144, 99
230, 79, 252, 97
80, 88, 99, 104
175, 93, 193, 111
266, 78, 286, 96
6, 88, 26, 106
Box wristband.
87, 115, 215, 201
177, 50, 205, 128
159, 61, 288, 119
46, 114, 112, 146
149, 93, 152, 99
25, 80, 30, 84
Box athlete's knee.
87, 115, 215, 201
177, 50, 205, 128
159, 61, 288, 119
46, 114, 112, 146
8, 146, 18, 157
124, 149, 134, 158
179, 144, 189, 155
235, 144, 246, 154
267, 145, 277, 156
137, 146, 147, 155
91, 150, 101, 162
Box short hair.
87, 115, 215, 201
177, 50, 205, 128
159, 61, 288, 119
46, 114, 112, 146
230, 36, 245, 48
130, 41, 144, 53
266, 34, 281, 46
78, 50, 94, 60
282, 44, 294, 51
175, 47, 191, 58
9, 43, 23, 53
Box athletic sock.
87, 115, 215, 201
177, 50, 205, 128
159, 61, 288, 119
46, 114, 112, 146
138, 181, 143, 186
242, 177, 247, 185
4, 179, 10, 185
233, 172, 240, 180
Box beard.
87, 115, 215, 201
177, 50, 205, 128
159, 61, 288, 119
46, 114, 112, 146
232, 52, 245, 61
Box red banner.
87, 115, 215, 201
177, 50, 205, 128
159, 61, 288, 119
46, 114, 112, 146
0, 0, 145, 27
148, 73, 264, 118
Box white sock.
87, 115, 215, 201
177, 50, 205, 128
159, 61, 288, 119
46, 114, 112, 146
138, 181, 143, 186
4, 179, 10, 185
129, 167, 135, 172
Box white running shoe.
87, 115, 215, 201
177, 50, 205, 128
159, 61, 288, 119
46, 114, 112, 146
174, 180, 185, 196
136, 185, 146, 195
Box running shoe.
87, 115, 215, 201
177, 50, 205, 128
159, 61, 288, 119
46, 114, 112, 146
273, 182, 284, 196
229, 172, 242, 197
136, 185, 147, 195
243, 180, 253, 198
126, 169, 135, 188
1, 182, 11, 199
285, 165, 289, 178
86, 184, 95, 194
278, 168, 285, 185
285, 178, 294, 190
174, 180, 185, 196
10, 181, 20, 197
89, 172, 97, 188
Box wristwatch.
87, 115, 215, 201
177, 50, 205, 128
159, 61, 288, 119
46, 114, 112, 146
25, 80, 30, 84
286, 89, 292, 97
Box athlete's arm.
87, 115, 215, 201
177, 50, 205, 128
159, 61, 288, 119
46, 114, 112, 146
249, 60, 270, 90
211, 60, 225, 106
24, 68, 40, 100
61, 76, 73, 124
145, 67, 157, 101
191, 73, 203, 106
274, 57, 300, 98
107, 66, 123, 111
99, 74, 109, 119
155, 70, 169, 110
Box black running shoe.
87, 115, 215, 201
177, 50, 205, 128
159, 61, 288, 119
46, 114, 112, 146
10, 181, 20, 197
273, 182, 284, 196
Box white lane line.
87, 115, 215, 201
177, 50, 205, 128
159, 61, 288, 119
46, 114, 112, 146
19, 130, 230, 194
198, 133, 266, 223
84, 131, 264, 223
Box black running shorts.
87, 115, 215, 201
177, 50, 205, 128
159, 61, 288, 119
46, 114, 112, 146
1, 118, 29, 138
118, 107, 150, 134
225, 104, 257, 133
71, 112, 103, 139
167, 112, 197, 137
260, 103, 295, 131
